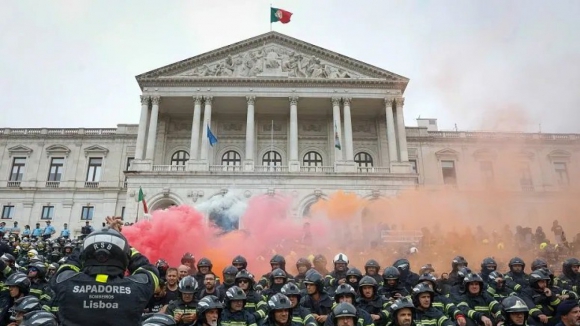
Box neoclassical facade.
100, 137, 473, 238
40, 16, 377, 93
0, 32, 578, 234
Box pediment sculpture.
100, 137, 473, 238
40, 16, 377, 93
178, 44, 363, 79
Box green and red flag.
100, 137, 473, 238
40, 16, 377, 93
271, 7, 292, 24
138, 187, 149, 214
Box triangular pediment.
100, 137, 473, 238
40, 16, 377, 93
136, 32, 409, 89
45, 144, 71, 157
84, 145, 109, 157
8, 145, 33, 157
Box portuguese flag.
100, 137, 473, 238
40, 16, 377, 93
138, 187, 149, 214
271, 7, 292, 24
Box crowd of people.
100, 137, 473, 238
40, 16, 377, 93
0, 216, 579, 326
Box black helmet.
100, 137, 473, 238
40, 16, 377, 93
346, 267, 363, 280
481, 257, 497, 272
28, 262, 47, 279
488, 271, 504, 288
531, 258, 547, 271
156, 259, 169, 277
235, 269, 255, 287
419, 264, 435, 275
451, 256, 468, 271
181, 252, 195, 265
12, 296, 42, 321
225, 286, 247, 302
232, 255, 248, 270
1, 253, 16, 266
457, 267, 472, 280
178, 276, 198, 294
6, 272, 31, 296
197, 295, 223, 319
463, 273, 484, 292
296, 257, 312, 270
20, 311, 58, 326
333, 302, 357, 320
270, 268, 287, 280
502, 296, 529, 313
281, 282, 301, 298
364, 259, 381, 272
270, 254, 286, 270
223, 265, 239, 284
393, 258, 410, 272
197, 257, 213, 270
334, 284, 357, 303
562, 258, 580, 279
81, 228, 130, 271
142, 313, 177, 326
508, 257, 526, 271
304, 270, 325, 293
267, 293, 292, 311
529, 268, 551, 288
359, 275, 378, 293
390, 297, 416, 316
383, 266, 400, 281
418, 273, 437, 288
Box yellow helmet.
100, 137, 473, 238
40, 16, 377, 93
539, 242, 548, 250
497, 242, 505, 250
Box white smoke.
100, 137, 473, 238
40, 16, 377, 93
195, 190, 248, 230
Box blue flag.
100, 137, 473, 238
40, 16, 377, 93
207, 125, 218, 147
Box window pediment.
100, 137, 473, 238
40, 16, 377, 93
8, 145, 33, 157
472, 148, 497, 161
435, 148, 460, 160
45, 144, 71, 158
84, 145, 109, 157
517, 150, 535, 161
547, 149, 571, 161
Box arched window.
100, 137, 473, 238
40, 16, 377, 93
303, 151, 323, 167
171, 150, 189, 165
262, 151, 282, 166
221, 151, 241, 166
354, 152, 373, 167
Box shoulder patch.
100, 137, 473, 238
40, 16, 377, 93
128, 273, 149, 284
56, 270, 79, 284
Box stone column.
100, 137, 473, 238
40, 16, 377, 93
395, 97, 409, 162
289, 96, 299, 172
342, 97, 354, 161
200, 96, 213, 161
134, 95, 150, 160
189, 96, 203, 160
332, 97, 343, 162
145, 96, 160, 161
385, 97, 398, 162
244, 96, 256, 171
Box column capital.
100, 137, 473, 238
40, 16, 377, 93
342, 97, 352, 105
203, 95, 213, 103
395, 97, 405, 106
289, 96, 299, 105
140, 95, 150, 105
193, 96, 203, 105
331, 97, 341, 106
246, 96, 256, 105
151, 96, 161, 105
384, 96, 394, 106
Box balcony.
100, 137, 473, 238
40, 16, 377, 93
46, 181, 60, 188
255, 166, 289, 173
84, 181, 99, 188
7, 181, 21, 188
209, 165, 242, 172
357, 167, 390, 174
300, 166, 335, 173
152, 165, 186, 172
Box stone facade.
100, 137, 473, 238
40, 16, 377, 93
0, 32, 578, 235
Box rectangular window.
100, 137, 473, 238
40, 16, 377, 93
125, 157, 134, 184
41, 206, 54, 220
81, 206, 94, 220
2, 206, 14, 219
519, 163, 533, 190
48, 157, 65, 181
409, 159, 418, 174
480, 161, 494, 185
441, 160, 457, 185
554, 162, 569, 185
9, 157, 26, 181
86, 158, 103, 182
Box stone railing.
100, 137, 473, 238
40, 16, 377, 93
0, 128, 118, 136
424, 130, 580, 141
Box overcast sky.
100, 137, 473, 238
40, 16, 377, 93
1, 1, 579, 133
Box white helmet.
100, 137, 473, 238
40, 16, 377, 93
333, 253, 349, 264
409, 247, 419, 254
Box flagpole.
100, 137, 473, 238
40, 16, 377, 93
135, 194, 139, 223
270, 120, 274, 168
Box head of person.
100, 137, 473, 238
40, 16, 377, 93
332, 302, 357, 326
225, 286, 247, 312
390, 297, 416, 326
20, 311, 58, 326
142, 313, 177, 326
196, 295, 223, 326
267, 293, 293, 326
80, 227, 130, 277
178, 276, 198, 304
557, 300, 580, 326
6, 272, 31, 298
501, 296, 529, 326
11, 296, 42, 323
